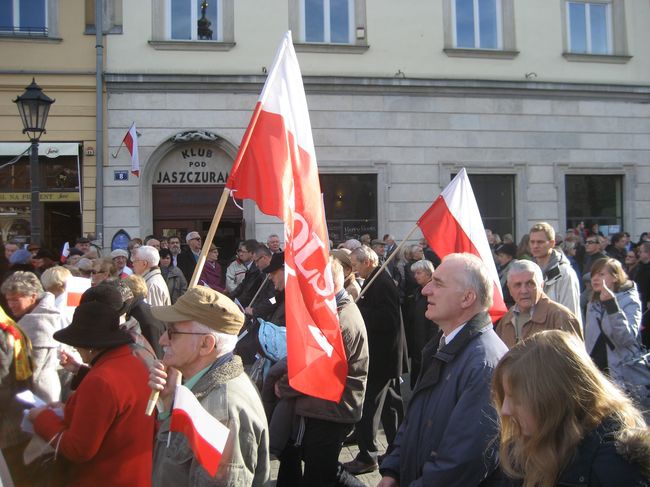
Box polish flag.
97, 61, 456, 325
226, 31, 347, 402
122, 122, 140, 177
64, 276, 91, 323
417, 169, 507, 322
170, 385, 229, 477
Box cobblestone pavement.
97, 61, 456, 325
269, 427, 388, 486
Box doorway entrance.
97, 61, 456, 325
152, 185, 243, 261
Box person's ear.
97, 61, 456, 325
199, 333, 217, 355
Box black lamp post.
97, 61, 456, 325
13, 78, 55, 246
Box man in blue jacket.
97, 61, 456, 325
378, 253, 508, 487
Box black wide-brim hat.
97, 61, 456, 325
54, 301, 133, 349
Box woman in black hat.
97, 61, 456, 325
27, 301, 155, 487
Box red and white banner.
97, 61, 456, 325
64, 276, 91, 323
123, 122, 140, 177
226, 31, 347, 402
170, 385, 229, 477
417, 168, 507, 323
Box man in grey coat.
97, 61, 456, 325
148, 286, 270, 486
378, 253, 508, 487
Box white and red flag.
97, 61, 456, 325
417, 168, 507, 323
122, 122, 140, 177
170, 385, 229, 477
226, 31, 347, 402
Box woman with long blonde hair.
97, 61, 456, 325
492, 330, 649, 487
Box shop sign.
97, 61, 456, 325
0, 192, 79, 202
154, 145, 231, 185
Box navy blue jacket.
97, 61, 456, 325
380, 311, 508, 486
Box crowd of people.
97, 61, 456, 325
0, 222, 648, 487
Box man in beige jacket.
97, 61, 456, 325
496, 259, 583, 349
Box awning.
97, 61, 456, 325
0, 142, 80, 158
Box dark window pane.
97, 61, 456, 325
171, 0, 191, 40
569, 2, 587, 53
44, 157, 79, 190
319, 174, 377, 243
305, 0, 324, 42
478, 0, 498, 48
330, 0, 349, 43
196, 0, 216, 39
590, 3, 609, 54
0, 2, 13, 30
455, 0, 475, 48
453, 173, 515, 237
20, 0, 46, 30
565, 175, 623, 231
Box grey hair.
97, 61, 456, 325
507, 259, 544, 286
1, 271, 45, 298
351, 245, 379, 267
443, 253, 493, 310
411, 259, 435, 278
191, 321, 238, 357
135, 245, 160, 267
342, 239, 362, 251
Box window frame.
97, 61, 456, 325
300, 0, 355, 45
0, 0, 58, 39
566, 1, 613, 55
289, 0, 369, 54
451, 0, 503, 50
561, 0, 630, 63
165, 0, 223, 42
442, 0, 518, 59
150, 0, 235, 51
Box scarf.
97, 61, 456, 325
0, 307, 32, 381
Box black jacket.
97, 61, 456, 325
176, 249, 198, 283
357, 266, 402, 381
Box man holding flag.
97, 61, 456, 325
148, 287, 270, 486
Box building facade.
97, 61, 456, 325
103, 1, 650, 252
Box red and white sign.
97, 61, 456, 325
170, 385, 229, 477
226, 31, 347, 402
417, 168, 507, 323
123, 122, 140, 177
64, 276, 92, 323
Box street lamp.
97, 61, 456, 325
13, 78, 55, 246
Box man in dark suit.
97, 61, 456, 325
176, 231, 202, 283
344, 245, 402, 475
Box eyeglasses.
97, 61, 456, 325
166, 328, 207, 340
586, 240, 599, 245
254, 255, 266, 263
90, 270, 107, 275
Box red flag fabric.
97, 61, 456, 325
123, 122, 140, 177
417, 168, 507, 323
226, 31, 347, 402
170, 385, 230, 477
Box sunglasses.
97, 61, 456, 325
586, 240, 599, 244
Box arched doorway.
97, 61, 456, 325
149, 131, 243, 259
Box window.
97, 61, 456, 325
567, 1, 611, 54
168, 0, 221, 41
303, 0, 354, 44
151, 0, 234, 50
443, 0, 516, 58
85, 0, 123, 34
319, 174, 377, 243
289, 0, 368, 52
453, 173, 515, 238
453, 0, 502, 49
0, 0, 47, 36
562, 0, 629, 62
565, 175, 623, 234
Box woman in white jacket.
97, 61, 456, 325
585, 258, 643, 397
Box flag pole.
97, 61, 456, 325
145, 188, 231, 416
355, 223, 421, 303
247, 275, 270, 310
111, 140, 124, 158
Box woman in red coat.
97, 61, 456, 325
28, 301, 155, 487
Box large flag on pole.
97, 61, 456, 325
225, 31, 347, 402
417, 168, 507, 322
123, 122, 140, 177
170, 385, 230, 477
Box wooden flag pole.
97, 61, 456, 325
145, 187, 232, 416
355, 223, 421, 303
247, 274, 270, 310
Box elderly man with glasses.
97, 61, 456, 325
148, 287, 270, 486
225, 242, 253, 294
132, 245, 171, 307
177, 231, 203, 283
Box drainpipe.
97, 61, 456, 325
95, 0, 104, 248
